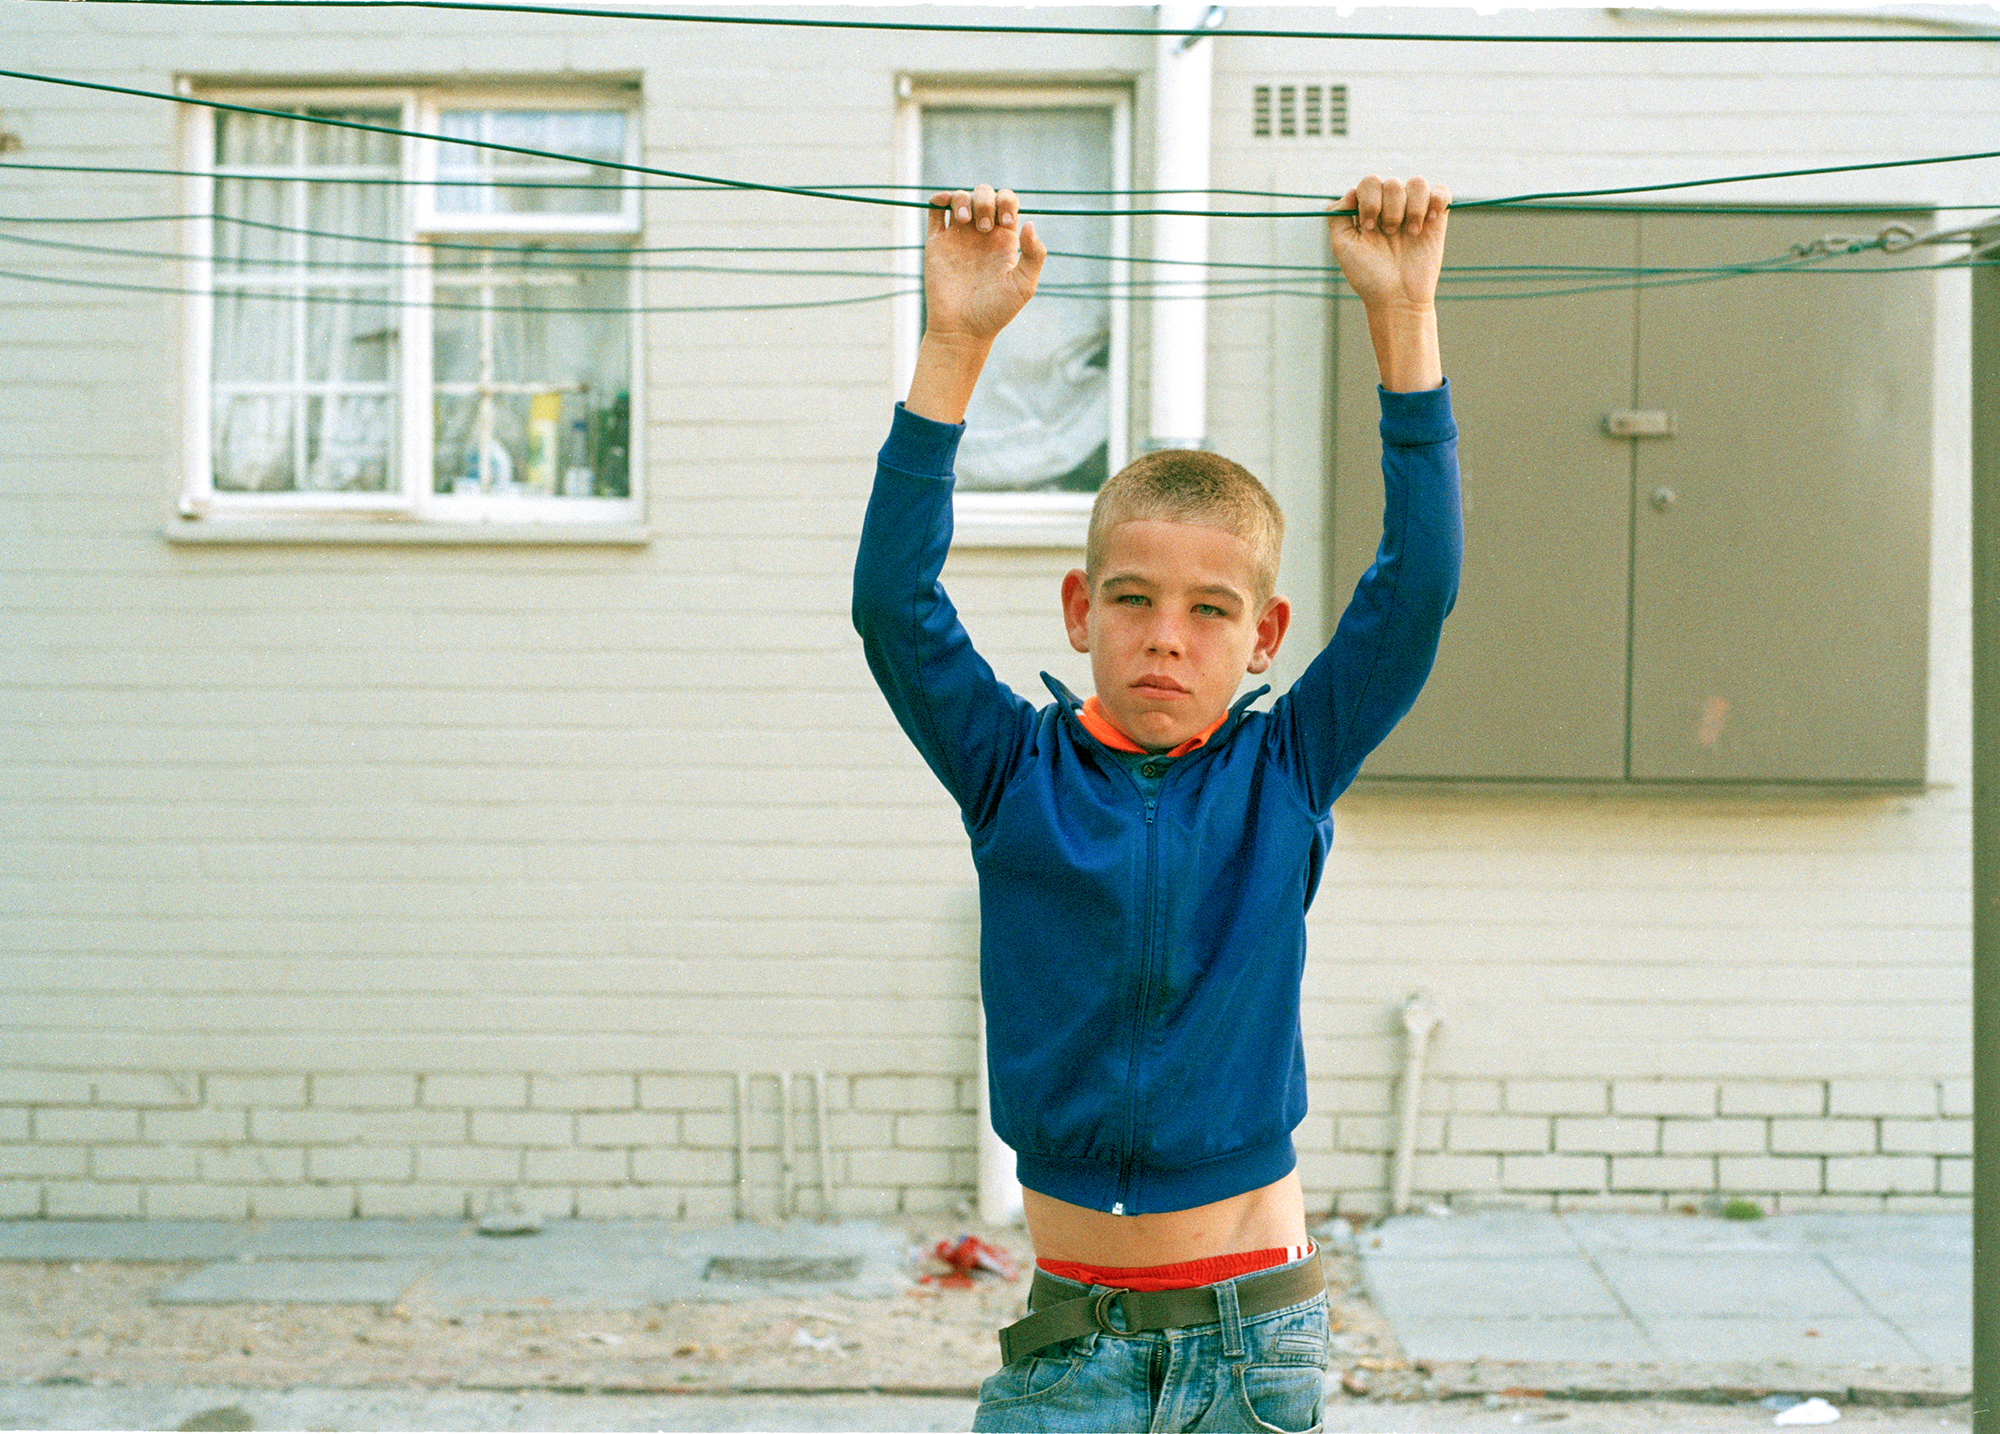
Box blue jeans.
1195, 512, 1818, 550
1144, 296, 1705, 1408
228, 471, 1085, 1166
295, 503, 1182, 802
971, 1258, 1330, 1433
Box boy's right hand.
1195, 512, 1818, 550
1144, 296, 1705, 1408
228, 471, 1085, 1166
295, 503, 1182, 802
922, 184, 1047, 346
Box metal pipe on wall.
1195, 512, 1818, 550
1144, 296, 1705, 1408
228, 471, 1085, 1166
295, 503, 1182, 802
1146, 3, 1219, 453
1969, 234, 1998, 1434
816, 1070, 837, 1221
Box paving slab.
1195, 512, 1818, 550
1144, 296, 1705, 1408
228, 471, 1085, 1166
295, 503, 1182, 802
1591, 1252, 1878, 1321
1361, 1253, 1626, 1321
154, 1258, 430, 1307
1643, 1315, 1920, 1365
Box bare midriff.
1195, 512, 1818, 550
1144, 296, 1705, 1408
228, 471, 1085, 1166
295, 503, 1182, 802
1022, 1170, 1309, 1267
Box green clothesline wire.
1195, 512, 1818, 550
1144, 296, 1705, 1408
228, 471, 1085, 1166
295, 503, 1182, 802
62, 0, 2000, 44
0, 222, 1921, 286
3, 70, 1999, 219
2, 242, 1982, 314
6, 163, 1992, 219
0, 205, 1968, 283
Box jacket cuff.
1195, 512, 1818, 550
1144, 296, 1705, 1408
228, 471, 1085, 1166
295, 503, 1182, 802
1377, 379, 1457, 448
880, 402, 967, 480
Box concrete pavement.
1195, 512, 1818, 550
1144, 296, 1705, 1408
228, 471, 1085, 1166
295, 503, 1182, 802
1353, 1209, 1970, 1402
0, 1208, 1973, 1428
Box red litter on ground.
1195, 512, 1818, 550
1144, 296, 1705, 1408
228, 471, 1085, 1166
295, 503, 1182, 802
920, 1235, 1020, 1288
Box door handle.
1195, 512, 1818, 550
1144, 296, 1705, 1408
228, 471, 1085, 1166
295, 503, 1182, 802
1605, 410, 1676, 438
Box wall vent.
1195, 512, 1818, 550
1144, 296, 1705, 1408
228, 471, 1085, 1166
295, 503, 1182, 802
1252, 82, 1348, 139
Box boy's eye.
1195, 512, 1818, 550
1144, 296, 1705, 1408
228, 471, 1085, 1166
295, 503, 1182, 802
1194, 603, 1226, 618
1115, 593, 1149, 607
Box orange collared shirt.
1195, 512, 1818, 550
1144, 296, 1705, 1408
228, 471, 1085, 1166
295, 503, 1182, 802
1077, 695, 1229, 760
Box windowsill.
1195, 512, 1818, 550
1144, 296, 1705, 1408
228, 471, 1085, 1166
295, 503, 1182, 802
949, 495, 1090, 550
161, 517, 653, 547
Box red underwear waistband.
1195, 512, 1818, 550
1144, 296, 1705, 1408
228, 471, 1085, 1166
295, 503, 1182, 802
1036, 1242, 1314, 1293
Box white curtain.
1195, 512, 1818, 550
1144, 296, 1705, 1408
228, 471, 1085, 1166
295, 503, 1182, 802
922, 107, 1114, 491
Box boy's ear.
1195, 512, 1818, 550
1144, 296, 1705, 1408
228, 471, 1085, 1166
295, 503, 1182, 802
1060, 568, 1092, 653
1246, 594, 1292, 675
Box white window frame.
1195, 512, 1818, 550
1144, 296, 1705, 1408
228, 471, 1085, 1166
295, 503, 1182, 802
180, 84, 644, 528
894, 82, 1132, 548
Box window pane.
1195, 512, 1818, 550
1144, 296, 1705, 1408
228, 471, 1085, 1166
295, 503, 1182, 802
922, 106, 1114, 492
215, 111, 296, 167
213, 290, 295, 383
305, 108, 399, 168
306, 291, 394, 383
306, 180, 398, 268
212, 394, 296, 492
431, 243, 631, 496
434, 109, 627, 217
213, 178, 289, 271
305, 394, 394, 491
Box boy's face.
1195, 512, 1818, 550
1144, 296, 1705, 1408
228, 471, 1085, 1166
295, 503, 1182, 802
1061, 518, 1291, 753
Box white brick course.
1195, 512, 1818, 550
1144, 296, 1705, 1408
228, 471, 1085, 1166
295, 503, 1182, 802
1829, 1079, 1939, 1119
1501, 1154, 1606, 1192
424, 1075, 528, 1109
1824, 1156, 1937, 1195
34, 1108, 141, 1144
1610, 1157, 1714, 1192
1718, 1156, 1825, 1193
1555, 1118, 1660, 1156
1446, 1115, 1550, 1153
1611, 1081, 1716, 1118
1661, 1119, 1768, 1156
146, 1185, 251, 1220
530, 1076, 637, 1111
1717, 1082, 1828, 1117
474, 1111, 579, 1148
307, 1147, 414, 1182
1769, 1119, 1877, 1156
207, 1075, 307, 1108
1880, 1119, 1973, 1156
311, 1076, 417, 1110
94, 1073, 201, 1107
1504, 1082, 1608, 1116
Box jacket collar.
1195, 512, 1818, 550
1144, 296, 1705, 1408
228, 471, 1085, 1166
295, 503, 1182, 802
1041, 673, 1270, 759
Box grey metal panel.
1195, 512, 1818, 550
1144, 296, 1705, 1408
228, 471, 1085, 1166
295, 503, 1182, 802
1331, 210, 1636, 780
1628, 212, 1932, 783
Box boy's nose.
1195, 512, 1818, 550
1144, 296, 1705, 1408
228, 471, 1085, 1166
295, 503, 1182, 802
1146, 622, 1185, 656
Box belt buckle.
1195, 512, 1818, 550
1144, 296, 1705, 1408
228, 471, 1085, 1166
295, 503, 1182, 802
1089, 1285, 1130, 1335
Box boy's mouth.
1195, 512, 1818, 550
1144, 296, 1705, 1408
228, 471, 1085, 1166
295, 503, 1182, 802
1133, 675, 1190, 698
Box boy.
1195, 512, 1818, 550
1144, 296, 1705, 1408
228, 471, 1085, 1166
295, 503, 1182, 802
853, 176, 1458, 1433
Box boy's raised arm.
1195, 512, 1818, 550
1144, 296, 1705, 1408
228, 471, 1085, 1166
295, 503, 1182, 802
1271, 174, 1461, 810
1328, 174, 1449, 392
852, 183, 1050, 830
904, 183, 1048, 423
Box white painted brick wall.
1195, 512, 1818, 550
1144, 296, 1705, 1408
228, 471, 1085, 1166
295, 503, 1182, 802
0, 5, 1978, 1218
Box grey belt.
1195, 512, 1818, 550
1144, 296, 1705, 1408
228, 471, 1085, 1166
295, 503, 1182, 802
997, 1256, 1326, 1367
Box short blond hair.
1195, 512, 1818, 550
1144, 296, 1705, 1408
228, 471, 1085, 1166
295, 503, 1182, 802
1086, 449, 1285, 603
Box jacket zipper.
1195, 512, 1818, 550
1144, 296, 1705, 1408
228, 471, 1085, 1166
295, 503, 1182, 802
1115, 773, 1162, 1215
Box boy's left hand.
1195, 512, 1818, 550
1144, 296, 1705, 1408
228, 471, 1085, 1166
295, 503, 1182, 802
1328, 175, 1450, 314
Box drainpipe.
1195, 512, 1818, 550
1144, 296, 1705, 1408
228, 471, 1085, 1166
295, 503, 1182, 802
1147, 4, 1222, 452
1391, 990, 1442, 1216
1970, 219, 1998, 1434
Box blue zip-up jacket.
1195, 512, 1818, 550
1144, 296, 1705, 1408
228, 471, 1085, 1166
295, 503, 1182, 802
852, 384, 1460, 1215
